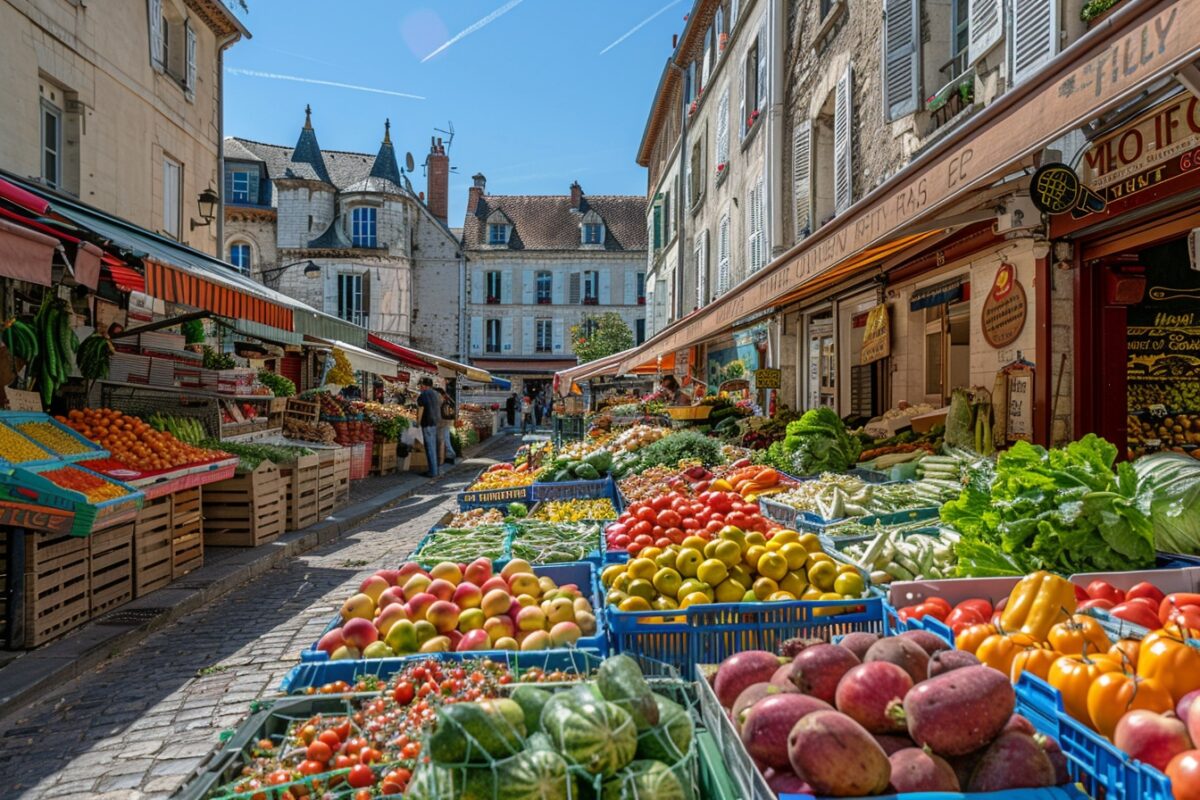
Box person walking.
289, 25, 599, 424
521, 395, 533, 433
437, 387, 458, 466
532, 389, 543, 427
417, 377, 441, 478
505, 393, 517, 427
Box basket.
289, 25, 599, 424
665, 405, 712, 420
299, 561, 607, 663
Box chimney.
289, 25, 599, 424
467, 172, 487, 215
569, 181, 583, 210
426, 136, 449, 224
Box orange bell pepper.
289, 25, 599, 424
1047, 615, 1110, 656
1136, 628, 1200, 704
977, 633, 1038, 675
955, 622, 997, 654
1086, 672, 1173, 739
1010, 647, 1061, 684
1048, 653, 1122, 727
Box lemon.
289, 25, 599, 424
627, 558, 657, 581
718, 526, 746, 549
798, 532, 822, 553
640, 546, 663, 562
652, 595, 679, 611
745, 531, 767, 547
713, 539, 743, 567
813, 592, 847, 617
767, 590, 796, 602
613, 573, 632, 593
807, 560, 837, 591
779, 570, 809, 597
742, 589, 758, 602
703, 539, 721, 559
764, 539, 782, 552
606, 589, 628, 606
681, 535, 709, 552
727, 564, 753, 589
627, 578, 656, 601
834, 571, 865, 597
836, 563, 859, 576
697, 558, 729, 586
652, 568, 682, 598
771, 529, 800, 546
679, 592, 711, 609
619, 596, 652, 612
678, 578, 713, 600
757, 551, 788, 581
601, 564, 626, 587
715, 579, 746, 603
743, 544, 766, 570
807, 552, 834, 566
654, 549, 679, 571
801, 586, 823, 601
752, 576, 778, 600
779, 542, 808, 571
676, 549, 701, 578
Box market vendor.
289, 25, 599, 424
660, 375, 688, 405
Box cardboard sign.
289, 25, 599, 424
754, 368, 781, 389
1007, 366, 1034, 443
982, 264, 1027, 348
859, 304, 891, 365
5, 388, 42, 411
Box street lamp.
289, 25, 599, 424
189, 187, 220, 230
257, 260, 322, 281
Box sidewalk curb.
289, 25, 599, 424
0, 435, 517, 722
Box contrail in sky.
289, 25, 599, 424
421, 0, 525, 63
600, 0, 683, 55
226, 68, 425, 100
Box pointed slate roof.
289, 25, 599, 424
288, 105, 332, 184
370, 120, 402, 184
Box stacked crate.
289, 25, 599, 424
21, 531, 91, 647
316, 450, 338, 518
333, 447, 351, 506
88, 522, 133, 618
133, 496, 173, 597
371, 441, 398, 476
202, 461, 285, 547
170, 487, 204, 578
280, 454, 320, 532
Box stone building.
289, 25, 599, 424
638, 0, 787, 338
0, 0, 248, 256
223, 109, 463, 357
461, 176, 647, 397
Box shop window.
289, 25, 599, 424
41, 99, 62, 188
808, 313, 837, 410
486, 319, 501, 353
582, 270, 599, 304
535, 319, 552, 353
924, 299, 970, 402
351, 207, 377, 248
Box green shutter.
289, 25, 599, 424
653, 204, 662, 250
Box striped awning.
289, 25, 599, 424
143, 260, 293, 330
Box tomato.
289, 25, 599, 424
347, 764, 375, 789
955, 598, 993, 619
1126, 581, 1166, 606
360, 747, 382, 764
267, 770, 293, 785
299, 724, 317, 744
635, 506, 656, 523
955, 623, 998, 655
298, 760, 326, 776
1077, 598, 1115, 612
651, 525, 665, 539
705, 520, 724, 534
630, 520, 652, 538
922, 597, 953, 617
401, 741, 422, 760
945, 605, 986, 634
916, 602, 948, 622
897, 605, 927, 621
658, 509, 682, 528
1086, 580, 1124, 605
334, 721, 351, 741
680, 517, 698, 531
392, 680, 415, 705
334, 754, 354, 770
1166, 751, 1200, 800
1169, 604, 1200, 632
1109, 601, 1163, 630
306, 741, 332, 763
355, 791, 373, 800
318, 730, 341, 749
743, 503, 761, 515
726, 511, 748, 528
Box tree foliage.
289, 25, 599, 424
570, 312, 633, 364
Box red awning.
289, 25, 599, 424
104, 261, 145, 293
367, 333, 438, 372
0, 177, 50, 215
0, 217, 55, 286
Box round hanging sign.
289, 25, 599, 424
981, 263, 1027, 348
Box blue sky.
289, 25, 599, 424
223, 1, 688, 225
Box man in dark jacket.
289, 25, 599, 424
505, 393, 517, 427
417, 377, 441, 478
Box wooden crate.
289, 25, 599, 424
317, 450, 338, 518
333, 447, 351, 504
268, 397, 288, 428
280, 453, 320, 531
170, 487, 204, 579
284, 397, 319, 425
371, 441, 398, 476
202, 461, 285, 547
23, 531, 91, 647
134, 496, 173, 597
89, 522, 133, 618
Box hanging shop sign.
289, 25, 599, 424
1007, 365, 1035, 443
981, 263, 1027, 348
859, 304, 891, 365
754, 368, 781, 389
1030, 162, 1108, 218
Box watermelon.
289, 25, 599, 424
428, 700, 525, 764
511, 686, 552, 734
601, 760, 687, 800
597, 655, 659, 731
463, 749, 573, 800
404, 763, 465, 800
543, 694, 637, 777
636, 694, 693, 765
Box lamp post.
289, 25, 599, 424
257, 259, 322, 284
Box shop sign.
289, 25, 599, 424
1007, 366, 1034, 443
981, 264, 1027, 348
754, 368, 781, 389
859, 305, 891, 365
1030, 162, 1108, 218
1082, 95, 1200, 187
0, 500, 74, 535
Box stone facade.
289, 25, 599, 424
0, 0, 246, 256
223, 119, 463, 357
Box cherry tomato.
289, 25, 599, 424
306, 741, 332, 763
318, 730, 341, 749
298, 759, 326, 776
401, 741, 422, 760
347, 763, 375, 789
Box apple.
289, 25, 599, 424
377, 587, 406, 611
342, 617, 378, 650
330, 645, 361, 661
481, 589, 511, 618
484, 615, 515, 642
396, 562, 425, 581
463, 557, 493, 586
385, 619, 418, 654
375, 569, 402, 586
545, 597, 576, 625
406, 592, 437, 621
429, 561, 463, 584
316, 628, 345, 655
1113, 710, 1193, 771
427, 600, 461, 634
516, 605, 546, 632
479, 576, 509, 595
340, 593, 375, 622
452, 582, 483, 610
458, 608, 485, 632
500, 559, 533, 580
359, 575, 390, 602
509, 573, 540, 598
402, 573, 432, 599
363, 641, 393, 659
457, 629, 492, 652
375, 604, 409, 636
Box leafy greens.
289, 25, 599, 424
1134, 452, 1200, 555
942, 434, 1154, 576
779, 407, 862, 475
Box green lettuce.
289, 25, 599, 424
782, 408, 862, 475
942, 434, 1154, 576
1134, 452, 1200, 555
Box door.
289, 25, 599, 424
807, 312, 836, 410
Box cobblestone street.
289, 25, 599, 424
0, 439, 518, 800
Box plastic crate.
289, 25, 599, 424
299, 561, 607, 663
608, 590, 886, 677
0, 412, 109, 465
0, 462, 145, 537
411, 523, 510, 564
507, 519, 605, 565
530, 475, 616, 502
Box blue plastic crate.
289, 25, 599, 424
881, 599, 956, 645
530, 475, 617, 502
299, 561, 607, 663
608, 590, 886, 677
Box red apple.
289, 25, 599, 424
1113, 710, 1193, 771
341, 617, 378, 650
316, 628, 345, 655
1178, 690, 1200, 726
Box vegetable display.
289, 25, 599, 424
58, 408, 221, 472
508, 520, 600, 564
413, 526, 509, 563
195, 439, 312, 472
757, 407, 862, 476
0, 425, 51, 463
835, 525, 959, 583
531, 499, 616, 523
942, 435, 1154, 577
257, 368, 296, 398
625, 430, 726, 471
470, 465, 536, 491
29, 296, 79, 407
40, 465, 128, 502
605, 490, 771, 555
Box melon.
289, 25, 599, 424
543, 693, 637, 777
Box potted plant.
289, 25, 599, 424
747, 108, 761, 129
181, 319, 206, 353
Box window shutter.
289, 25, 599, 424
470, 317, 483, 355
652, 203, 662, 249
552, 271, 565, 304
730, 0, 739, 29
738, 60, 747, 140
624, 271, 635, 305
716, 87, 730, 169
324, 272, 338, 316
502, 318, 513, 352
223, 168, 234, 204
717, 214, 731, 294
360, 273, 371, 327
599, 269, 611, 305
1011, 0, 1058, 85
746, 182, 760, 275
522, 317, 534, 355
834, 65, 854, 215
471, 272, 484, 304
695, 230, 709, 308
757, 29, 768, 111
522, 270, 534, 304
148, 0, 163, 69
882, 0, 919, 120
185, 20, 197, 92
968, 0, 1003, 64
792, 120, 812, 241
500, 269, 513, 304
568, 273, 581, 304
553, 319, 565, 352
703, 34, 712, 82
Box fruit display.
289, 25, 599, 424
407, 655, 692, 800
508, 520, 601, 564
619, 466, 691, 502
38, 465, 129, 503
601, 526, 868, 612
315, 558, 598, 660
469, 464, 536, 491
11, 420, 91, 456
283, 416, 337, 444
607, 423, 670, 454
531, 498, 616, 523
706, 635, 1075, 796
0, 424, 52, 464
1128, 382, 1200, 414
605, 490, 771, 555
705, 463, 792, 501
57, 408, 222, 472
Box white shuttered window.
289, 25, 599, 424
747, 175, 766, 275
1010, 0, 1058, 85
716, 87, 730, 172
882, 0, 920, 120
792, 121, 812, 241
834, 66, 854, 215
148, 0, 164, 69
717, 214, 731, 295
694, 230, 709, 309
185, 20, 197, 93
968, 0, 1004, 65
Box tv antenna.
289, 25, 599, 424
434, 121, 455, 151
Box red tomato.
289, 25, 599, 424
633, 534, 654, 547
1110, 601, 1162, 629
743, 503, 761, 515
627, 542, 645, 555
1124, 596, 1159, 611
665, 527, 684, 542
347, 764, 375, 789
391, 680, 414, 705
955, 598, 993, 619
334, 754, 354, 770
298, 760, 326, 776
606, 523, 628, 538
705, 520, 724, 535
917, 602, 948, 621
658, 510, 682, 528
922, 597, 952, 617
655, 537, 672, 548
726, 511, 748, 528
334, 721, 352, 741
401, 742, 421, 760
267, 770, 293, 785
318, 730, 341, 749
1073, 583, 1090, 603
651, 525, 665, 539
1166, 751, 1200, 800
897, 605, 927, 621
1126, 581, 1166, 606
944, 605, 985, 634
306, 741, 332, 763
342, 737, 365, 756
636, 507, 656, 523
1086, 580, 1124, 605
1077, 598, 1115, 612
681, 517, 699, 530
1168, 604, 1200, 632
710, 513, 725, 525
651, 495, 672, 511
630, 520, 652, 538
360, 747, 382, 764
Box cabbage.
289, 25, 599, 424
1134, 452, 1200, 555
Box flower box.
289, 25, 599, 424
583, 297, 599, 305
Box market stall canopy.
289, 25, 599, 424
215, 316, 303, 347
366, 333, 439, 372
557, 351, 626, 386
0, 217, 55, 286
305, 335, 398, 376
367, 335, 494, 383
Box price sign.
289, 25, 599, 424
754, 368, 781, 389
1147, 404, 1170, 420
5, 388, 42, 411
1007, 366, 1034, 443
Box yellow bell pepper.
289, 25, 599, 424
1000, 571, 1077, 642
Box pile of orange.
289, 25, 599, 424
56, 408, 218, 472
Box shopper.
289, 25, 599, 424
532, 389, 544, 427
437, 387, 458, 466
661, 375, 688, 405
521, 395, 533, 433
506, 393, 517, 427
417, 377, 441, 478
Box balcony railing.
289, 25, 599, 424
926, 65, 975, 133
582, 296, 599, 305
